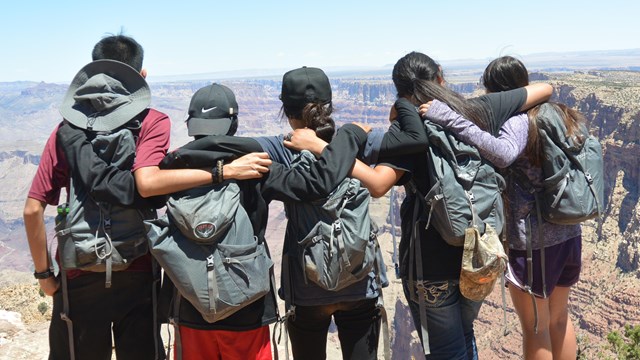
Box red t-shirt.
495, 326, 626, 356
28, 109, 170, 277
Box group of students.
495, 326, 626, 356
23, 33, 585, 360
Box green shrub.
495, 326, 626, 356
37, 302, 48, 315
607, 325, 640, 360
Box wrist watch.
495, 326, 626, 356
34, 268, 54, 279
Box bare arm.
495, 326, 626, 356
283, 123, 372, 155
135, 153, 273, 198
285, 126, 405, 198
350, 160, 404, 198
283, 128, 329, 155
520, 83, 553, 111
23, 198, 59, 296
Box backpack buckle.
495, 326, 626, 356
466, 191, 475, 203
206, 254, 215, 269
585, 172, 593, 184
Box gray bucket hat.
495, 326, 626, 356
60, 59, 151, 131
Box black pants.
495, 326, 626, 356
49, 271, 163, 360
287, 298, 381, 360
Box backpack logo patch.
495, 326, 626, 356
194, 222, 216, 239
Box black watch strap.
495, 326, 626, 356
34, 269, 54, 279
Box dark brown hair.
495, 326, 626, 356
281, 102, 335, 142
526, 102, 586, 166
482, 56, 529, 93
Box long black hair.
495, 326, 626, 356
481, 56, 585, 165
392, 51, 492, 132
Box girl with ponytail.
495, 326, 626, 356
288, 52, 552, 359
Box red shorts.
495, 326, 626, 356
176, 325, 272, 360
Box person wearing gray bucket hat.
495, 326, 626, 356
24, 34, 168, 360
59, 59, 151, 132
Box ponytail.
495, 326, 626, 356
412, 79, 491, 132
282, 102, 335, 142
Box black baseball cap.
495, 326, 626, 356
186, 84, 238, 136
280, 66, 331, 107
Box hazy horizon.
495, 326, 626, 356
2, 0, 639, 83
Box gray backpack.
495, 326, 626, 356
512, 103, 604, 332
412, 120, 506, 247
54, 127, 159, 360
55, 128, 154, 286
529, 102, 604, 224
281, 150, 390, 360
285, 151, 378, 292
146, 182, 273, 323
407, 121, 506, 356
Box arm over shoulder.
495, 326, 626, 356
379, 98, 428, 158
426, 100, 529, 167
261, 124, 367, 203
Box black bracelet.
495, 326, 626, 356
34, 268, 54, 279
211, 164, 220, 184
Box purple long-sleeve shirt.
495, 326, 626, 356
426, 100, 581, 250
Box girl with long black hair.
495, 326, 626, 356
420, 56, 582, 360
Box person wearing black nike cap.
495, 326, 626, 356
185, 83, 239, 137
165, 68, 390, 360
60, 79, 371, 359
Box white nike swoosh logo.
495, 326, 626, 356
201, 106, 217, 113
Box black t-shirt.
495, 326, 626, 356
158, 124, 368, 330
378, 88, 526, 281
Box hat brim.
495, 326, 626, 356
60, 60, 150, 132
187, 117, 232, 137
459, 273, 498, 301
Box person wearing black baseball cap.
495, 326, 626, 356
162, 67, 387, 360
152, 82, 372, 360
279, 66, 335, 142
264, 67, 390, 360
186, 83, 239, 137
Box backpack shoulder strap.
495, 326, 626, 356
407, 194, 431, 355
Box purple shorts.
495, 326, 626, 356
506, 235, 582, 298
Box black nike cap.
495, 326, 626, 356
186, 83, 239, 137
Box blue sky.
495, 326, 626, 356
2, 0, 638, 82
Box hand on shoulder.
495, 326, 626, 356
284, 128, 327, 155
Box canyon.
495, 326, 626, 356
0, 68, 639, 359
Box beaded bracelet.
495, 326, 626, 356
211, 161, 220, 184
211, 160, 225, 184
216, 160, 224, 183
